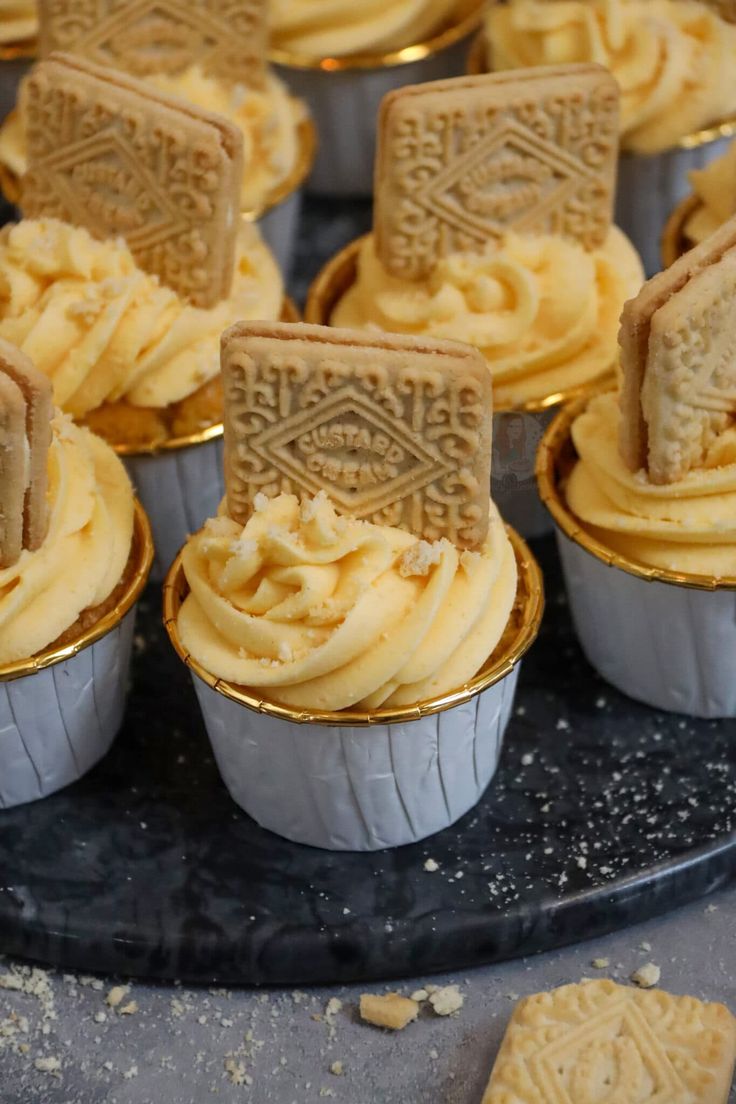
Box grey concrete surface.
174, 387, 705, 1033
0, 883, 734, 1103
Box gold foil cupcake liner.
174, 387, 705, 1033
466, 28, 487, 76
304, 236, 615, 414
661, 192, 702, 268
0, 38, 36, 62
268, 0, 486, 72
536, 390, 736, 593
0, 114, 317, 217
0, 498, 153, 683
111, 295, 300, 459
163, 525, 544, 728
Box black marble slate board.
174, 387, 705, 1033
0, 538, 734, 986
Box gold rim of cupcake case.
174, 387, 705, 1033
111, 295, 300, 457
268, 1, 486, 71
0, 498, 154, 683
0, 115, 317, 217
304, 235, 615, 414
661, 192, 702, 268
0, 38, 36, 62
468, 29, 736, 152
162, 525, 545, 727
466, 27, 487, 75
536, 390, 736, 593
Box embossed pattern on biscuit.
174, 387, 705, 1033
482, 980, 736, 1104
642, 248, 736, 484
221, 322, 493, 551
22, 54, 244, 311
38, 0, 268, 88
374, 66, 619, 282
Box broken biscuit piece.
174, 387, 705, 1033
359, 993, 419, 1031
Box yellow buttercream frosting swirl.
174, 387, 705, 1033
270, 0, 468, 56
331, 230, 644, 408
0, 0, 36, 46
0, 66, 304, 211
0, 413, 134, 665
566, 391, 736, 577
0, 218, 283, 415
486, 0, 736, 154
178, 491, 517, 712
685, 140, 736, 244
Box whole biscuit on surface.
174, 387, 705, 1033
221, 321, 493, 551
38, 0, 268, 88
0, 339, 52, 551
22, 53, 244, 310
374, 65, 619, 281
619, 213, 736, 481
482, 979, 736, 1104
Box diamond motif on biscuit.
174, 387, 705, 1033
249, 386, 452, 515
420, 121, 585, 247
32, 130, 182, 254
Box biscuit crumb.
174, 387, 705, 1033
427, 985, 464, 1017
224, 1058, 249, 1085
399, 540, 443, 577
411, 989, 429, 1002
329, 1061, 344, 1076
34, 1056, 60, 1073
423, 859, 439, 872
631, 963, 661, 989
119, 1001, 138, 1016
591, 958, 610, 970
106, 985, 129, 1009
360, 993, 419, 1031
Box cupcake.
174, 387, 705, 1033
4, 54, 292, 580
0, 338, 152, 809
268, 0, 485, 197
662, 138, 736, 265
307, 67, 644, 537
0, 0, 313, 273
0, 0, 35, 122
537, 214, 736, 718
478, 0, 736, 275
164, 321, 544, 851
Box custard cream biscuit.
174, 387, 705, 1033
22, 53, 244, 310
374, 65, 620, 281
0, 341, 52, 567
619, 212, 736, 480
221, 321, 493, 551
483, 979, 736, 1104
38, 0, 268, 87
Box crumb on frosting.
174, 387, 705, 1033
399, 540, 444, 578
